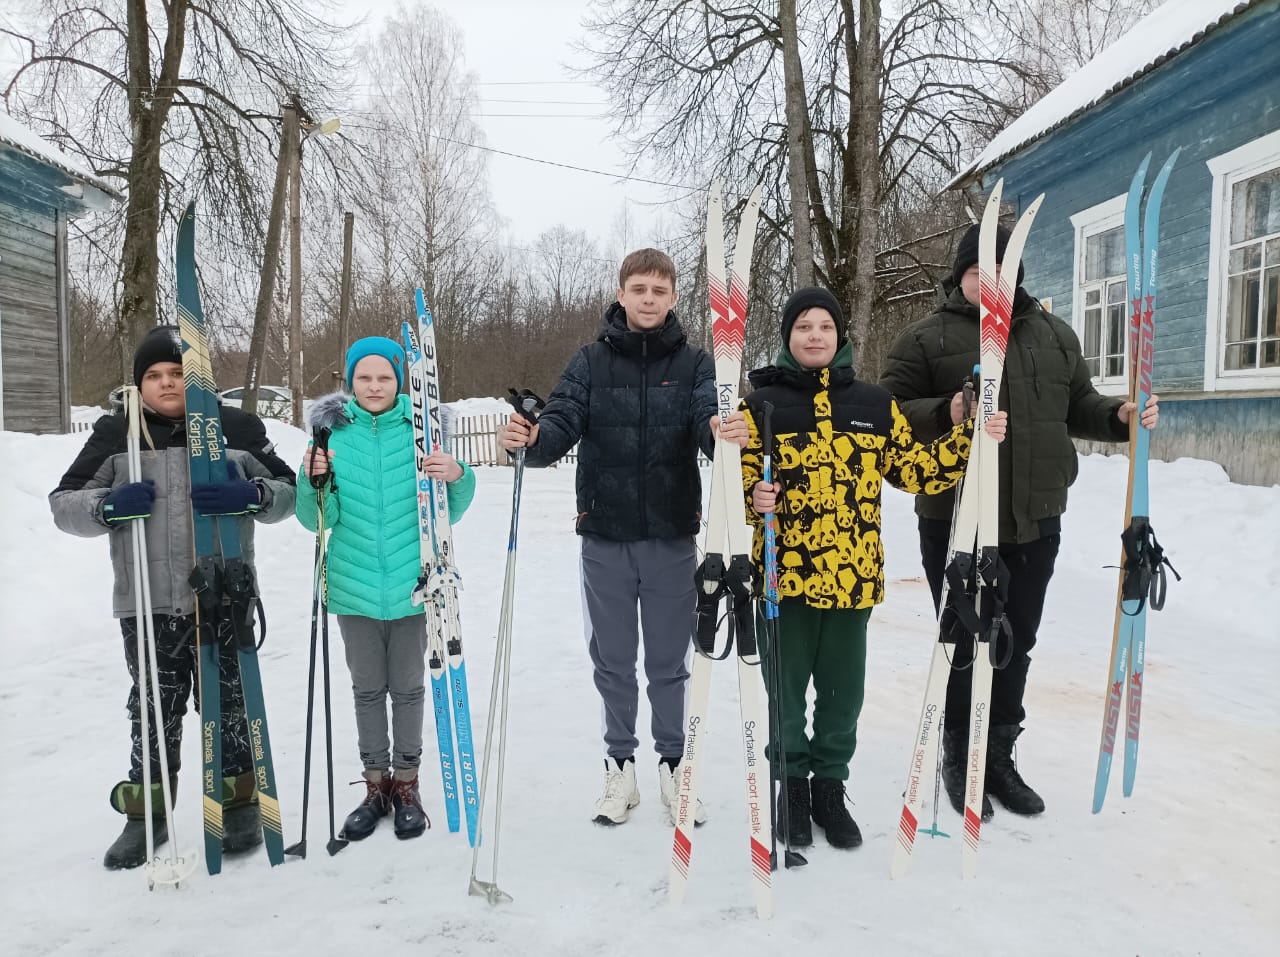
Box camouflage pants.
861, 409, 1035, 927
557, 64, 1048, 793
121, 613, 252, 783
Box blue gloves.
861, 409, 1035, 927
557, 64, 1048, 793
102, 481, 156, 525
190, 462, 261, 516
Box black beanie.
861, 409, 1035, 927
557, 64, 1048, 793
780, 287, 846, 346
951, 223, 1025, 289
133, 325, 183, 386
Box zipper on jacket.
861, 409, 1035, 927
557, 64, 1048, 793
1028, 347, 1041, 398
639, 336, 649, 539
373, 410, 389, 619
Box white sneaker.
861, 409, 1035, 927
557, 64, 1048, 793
592, 758, 640, 825
657, 761, 707, 827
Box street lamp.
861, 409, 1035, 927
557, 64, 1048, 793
289, 113, 340, 426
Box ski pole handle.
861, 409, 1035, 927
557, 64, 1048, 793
308, 428, 334, 491
506, 388, 546, 425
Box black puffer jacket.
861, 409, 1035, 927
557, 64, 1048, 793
879, 284, 1127, 543
526, 303, 716, 541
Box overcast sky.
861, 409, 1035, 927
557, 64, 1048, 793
0, 0, 683, 251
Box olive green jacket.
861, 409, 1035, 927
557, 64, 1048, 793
879, 285, 1127, 543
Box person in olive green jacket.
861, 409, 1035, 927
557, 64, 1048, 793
296, 336, 475, 843
879, 223, 1159, 819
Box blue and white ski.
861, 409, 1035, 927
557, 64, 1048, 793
1093, 151, 1181, 813
403, 290, 479, 845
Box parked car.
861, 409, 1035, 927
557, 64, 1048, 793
219, 385, 295, 423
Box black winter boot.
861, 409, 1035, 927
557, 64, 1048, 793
223, 803, 264, 853
985, 726, 1045, 815
222, 772, 263, 853
941, 727, 993, 822
341, 769, 392, 841
809, 778, 862, 849
390, 772, 430, 839
104, 817, 168, 870
776, 776, 813, 848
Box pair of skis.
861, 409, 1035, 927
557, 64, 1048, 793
1092, 151, 1181, 813
668, 183, 773, 919
176, 203, 284, 874
402, 291, 479, 846
892, 181, 1043, 879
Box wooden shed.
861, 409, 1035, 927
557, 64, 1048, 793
0, 114, 120, 434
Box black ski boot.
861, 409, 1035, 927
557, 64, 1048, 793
104, 817, 168, 870
986, 725, 1045, 815
810, 777, 862, 849
390, 773, 430, 840
341, 769, 392, 841
941, 727, 993, 821
777, 776, 813, 848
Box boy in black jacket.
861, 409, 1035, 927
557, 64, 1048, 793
500, 248, 748, 827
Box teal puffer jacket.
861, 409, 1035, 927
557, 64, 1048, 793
294, 394, 476, 620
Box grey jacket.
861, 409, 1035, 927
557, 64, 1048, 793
49, 405, 296, 618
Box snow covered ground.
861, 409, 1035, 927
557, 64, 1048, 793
1, 422, 1276, 956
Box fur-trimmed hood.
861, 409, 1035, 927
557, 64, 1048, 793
306, 392, 352, 434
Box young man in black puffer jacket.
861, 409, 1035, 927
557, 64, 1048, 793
500, 248, 748, 828
879, 224, 1160, 819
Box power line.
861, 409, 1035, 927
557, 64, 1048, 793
340, 121, 701, 192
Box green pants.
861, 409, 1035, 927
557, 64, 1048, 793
758, 599, 871, 782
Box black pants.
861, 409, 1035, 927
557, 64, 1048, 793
918, 517, 1060, 731
121, 613, 252, 783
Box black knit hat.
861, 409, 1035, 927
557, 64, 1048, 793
780, 287, 846, 346
951, 223, 1025, 289
133, 325, 183, 386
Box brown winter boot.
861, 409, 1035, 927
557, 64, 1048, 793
390, 769, 430, 840
340, 768, 393, 841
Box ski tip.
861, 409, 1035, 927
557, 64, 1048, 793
985, 179, 1004, 213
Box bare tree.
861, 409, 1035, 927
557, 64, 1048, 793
4, 0, 349, 376
581, 0, 1040, 375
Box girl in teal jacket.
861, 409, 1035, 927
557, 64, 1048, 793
296, 336, 475, 842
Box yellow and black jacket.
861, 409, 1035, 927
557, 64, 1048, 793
741, 355, 971, 611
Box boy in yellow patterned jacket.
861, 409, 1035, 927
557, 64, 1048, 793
740, 287, 1006, 850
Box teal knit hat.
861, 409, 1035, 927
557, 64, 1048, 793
345, 336, 405, 391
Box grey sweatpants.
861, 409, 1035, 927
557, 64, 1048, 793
335, 614, 428, 771
580, 535, 696, 761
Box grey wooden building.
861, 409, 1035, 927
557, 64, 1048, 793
0, 114, 119, 433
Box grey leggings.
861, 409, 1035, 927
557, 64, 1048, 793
336, 614, 428, 771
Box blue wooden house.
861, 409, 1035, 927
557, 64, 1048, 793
951, 0, 1278, 486
0, 114, 119, 434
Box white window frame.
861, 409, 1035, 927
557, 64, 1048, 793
1204, 129, 1280, 392
1070, 194, 1129, 397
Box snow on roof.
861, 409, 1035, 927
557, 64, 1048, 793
952, 0, 1255, 187
0, 111, 121, 199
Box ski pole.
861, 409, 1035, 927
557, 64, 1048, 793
758, 401, 806, 871
469, 388, 544, 905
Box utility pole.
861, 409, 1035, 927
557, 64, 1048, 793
243, 101, 296, 416
289, 102, 305, 428
336, 211, 354, 383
